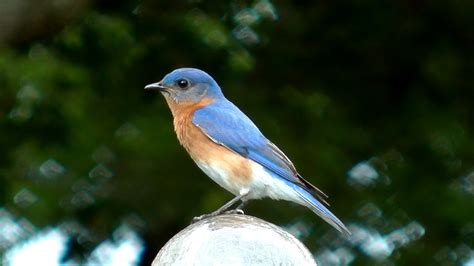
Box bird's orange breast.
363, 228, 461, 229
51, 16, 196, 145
164, 97, 252, 187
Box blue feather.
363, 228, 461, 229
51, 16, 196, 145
193, 100, 301, 185
193, 99, 350, 235
289, 181, 350, 234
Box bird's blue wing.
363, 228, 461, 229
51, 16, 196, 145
192, 101, 300, 184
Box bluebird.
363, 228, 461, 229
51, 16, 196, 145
145, 68, 350, 235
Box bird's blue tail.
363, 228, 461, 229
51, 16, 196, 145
291, 183, 351, 236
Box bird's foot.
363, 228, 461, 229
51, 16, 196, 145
191, 213, 213, 224
191, 208, 245, 224
224, 208, 244, 215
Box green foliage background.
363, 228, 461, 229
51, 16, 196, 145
1, 0, 473, 265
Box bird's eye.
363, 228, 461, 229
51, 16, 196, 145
176, 79, 189, 89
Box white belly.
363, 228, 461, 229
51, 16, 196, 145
195, 159, 301, 204
195, 161, 245, 196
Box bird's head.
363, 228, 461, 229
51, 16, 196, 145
145, 68, 223, 103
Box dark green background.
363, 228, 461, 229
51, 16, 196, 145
1, 0, 473, 265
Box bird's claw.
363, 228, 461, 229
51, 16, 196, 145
224, 209, 244, 215
191, 214, 210, 224
191, 208, 245, 224
191, 213, 218, 224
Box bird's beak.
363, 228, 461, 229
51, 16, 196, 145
144, 82, 167, 91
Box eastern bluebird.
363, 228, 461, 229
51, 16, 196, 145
145, 68, 350, 235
